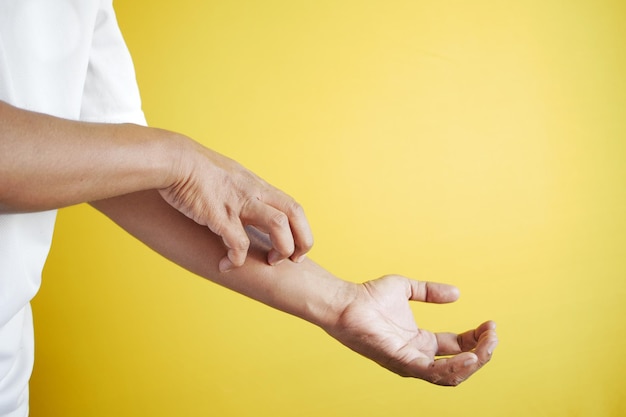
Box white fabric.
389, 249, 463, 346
0, 1, 146, 415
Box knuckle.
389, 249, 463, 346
300, 235, 314, 251
270, 212, 289, 228
298, 228, 314, 245
446, 375, 466, 387
447, 362, 459, 375
209, 212, 236, 233
222, 229, 249, 251
426, 372, 443, 385
284, 199, 304, 216
457, 333, 466, 351
479, 352, 493, 366
421, 360, 467, 387
233, 235, 250, 251
422, 363, 443, 385
239, 196, 256, 216
208, 220, 224, 236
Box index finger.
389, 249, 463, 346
263, 193, 313, 263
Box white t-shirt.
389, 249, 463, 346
0, 1, 146, 415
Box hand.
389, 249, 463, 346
326, 275, 498, 386
159, 139, 313, 272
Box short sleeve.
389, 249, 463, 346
80, 0, 146, 126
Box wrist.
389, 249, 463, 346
303, 271, 359, 331
148, 127, 192, 190
217, 248, 359, 334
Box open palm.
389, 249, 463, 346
326, 275, 497, 386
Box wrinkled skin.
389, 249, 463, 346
327, 275, 498, 386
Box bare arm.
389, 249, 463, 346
91, 190, 498, 386
92, 190, 345, 325
0, 100, 312, 269
0, 100, 173, 212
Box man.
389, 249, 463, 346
0, 1, 497, 416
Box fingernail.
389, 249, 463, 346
294, 254, 306, 263
464, 356, 478, 367
219, 258, 234, 273
268, 251, 284, 266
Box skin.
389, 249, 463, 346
1, 100, 498, 385
92, 190, 498, 386
0, 100, 313, 271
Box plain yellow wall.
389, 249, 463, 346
31, 1, 625, 416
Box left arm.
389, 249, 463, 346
91, 190, 497, 386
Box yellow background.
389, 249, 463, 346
31, 0, 626, 416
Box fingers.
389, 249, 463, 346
413, 353, 482, 387
436, 320, 496, 356
456, 320, 497, 353
216, 220, 251, 273
412, 323, 498, 386
285, 205, 313, 263
240, 194, 313, 267
260, 192, 313, 263
217, 195, 312, 272
406, 279, 460, 304
240, 198, 294, 265
161, 143, 313, 272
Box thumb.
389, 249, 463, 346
406, 279, 460, 304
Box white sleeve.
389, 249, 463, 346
80, 0, 147, 126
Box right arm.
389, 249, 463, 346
0, 99, 173, 212
0, 100, 312, 270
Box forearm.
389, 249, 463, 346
91, 190, 498, 385
90, 190, 354, 328
0, 100, 179, 212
